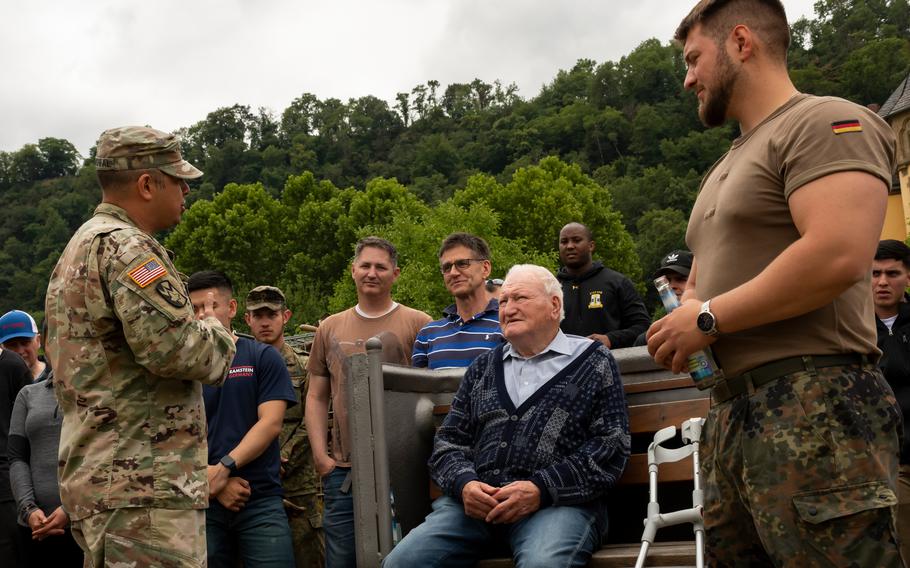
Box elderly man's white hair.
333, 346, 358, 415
503, 264, 565, 321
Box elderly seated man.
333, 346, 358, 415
385, 264, 630, 567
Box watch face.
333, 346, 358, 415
697, 311, 715, 332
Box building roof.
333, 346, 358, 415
880, 72, 910, 120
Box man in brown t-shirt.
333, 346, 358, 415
305, 236, 431, 568
648, 1, 901, 566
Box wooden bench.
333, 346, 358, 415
428, 368, 710, 567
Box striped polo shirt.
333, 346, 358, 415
412, 299, 504, 369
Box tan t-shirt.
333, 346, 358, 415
687, 94, 896, 377
307, 304, 432, 466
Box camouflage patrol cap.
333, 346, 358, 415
95, 126, 203, 179
246, 286, 287, 312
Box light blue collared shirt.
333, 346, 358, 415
502, 330, 594, 407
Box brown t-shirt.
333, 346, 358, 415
687, 94, 896, 377
307, 304, 431, 466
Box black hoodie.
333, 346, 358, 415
556, 261, 650, 349
876, 294, 910, 464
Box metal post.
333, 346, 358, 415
366, 337, 393, 558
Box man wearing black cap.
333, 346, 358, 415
634, 250, 694, 347
45, 126, 237, 566
654, 250, 693, 300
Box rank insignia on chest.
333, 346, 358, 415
588, 291, 603, 309
128, 257, 168, 288
156, 280, 187, 308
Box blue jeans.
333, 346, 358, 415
324, 467, 355, 568
383, 495, 608, 568
206, 494, 294, 568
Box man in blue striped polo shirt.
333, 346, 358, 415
412, 233, 504, 369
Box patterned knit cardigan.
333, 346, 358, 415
430, 341, 630, 507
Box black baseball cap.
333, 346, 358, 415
652, 250, 693, 279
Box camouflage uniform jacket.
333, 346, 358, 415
45, 203, 236, 521
278, 342, 319, 496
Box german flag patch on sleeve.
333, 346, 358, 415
128, 257, 168, 288
831, 119, 863, 135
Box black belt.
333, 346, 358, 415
711, 354, 871, 404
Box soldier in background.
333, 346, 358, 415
244, 286, 324, 568
45, 126, 236, 567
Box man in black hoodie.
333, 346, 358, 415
556, 222, 650, 348
873, 239, 910, 562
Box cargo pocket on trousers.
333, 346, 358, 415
309, 511, 323, 529
105, 532, 202, 568
793, 480, 897, 524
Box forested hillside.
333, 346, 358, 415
1, 0, 908, 327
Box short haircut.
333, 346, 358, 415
97, 168, 171, 193
187, 270, 234, 295
876, 240, 910, 269
438, 232, 491, 260
503, 264, 565, 321
354, 236, 398, 267
561, 222, 593, 241
675, 0, 790, 62
97, 168, 145, 191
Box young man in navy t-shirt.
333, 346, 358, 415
188, 271, 297, 568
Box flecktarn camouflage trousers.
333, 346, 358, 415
285, 492, 325, 568
702, 363, 903, 567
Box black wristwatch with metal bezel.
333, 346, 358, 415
697, 300, 720, 336
219, 454, 238, 473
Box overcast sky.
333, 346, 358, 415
0, 0, 817, 156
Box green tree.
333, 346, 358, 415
452, 156, 640, 280
610, 165, 700, 232
634, 208, 690, 312
840, 37, 910, 104
165, 182, 290, 293
327, 200, 554, 315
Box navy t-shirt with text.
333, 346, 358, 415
203, 336, 297, 501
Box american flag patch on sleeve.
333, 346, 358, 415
128, 257, 168, 288
831, 119, 862, 134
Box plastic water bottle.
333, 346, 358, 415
654, 276, 723, 386
390, 490, 402, 546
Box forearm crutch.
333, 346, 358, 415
634, 417, 705, 568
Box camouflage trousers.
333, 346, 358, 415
71, 507, 206, 568
898, 465, 910, 564
702, 363, 903, 567
285, 493, 325, 568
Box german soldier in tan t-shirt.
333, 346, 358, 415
305, 236, 431, 568
647, 1, 901, 566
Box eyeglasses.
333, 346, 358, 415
439, 258, 485, 274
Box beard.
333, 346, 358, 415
699, 50, 739, 127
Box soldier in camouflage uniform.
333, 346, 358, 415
648, 1, 902, 566
245, 286, 324, 568
45, 126, 237, 567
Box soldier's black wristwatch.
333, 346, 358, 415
697, 300, 720, 336
219, 455, 238, 473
